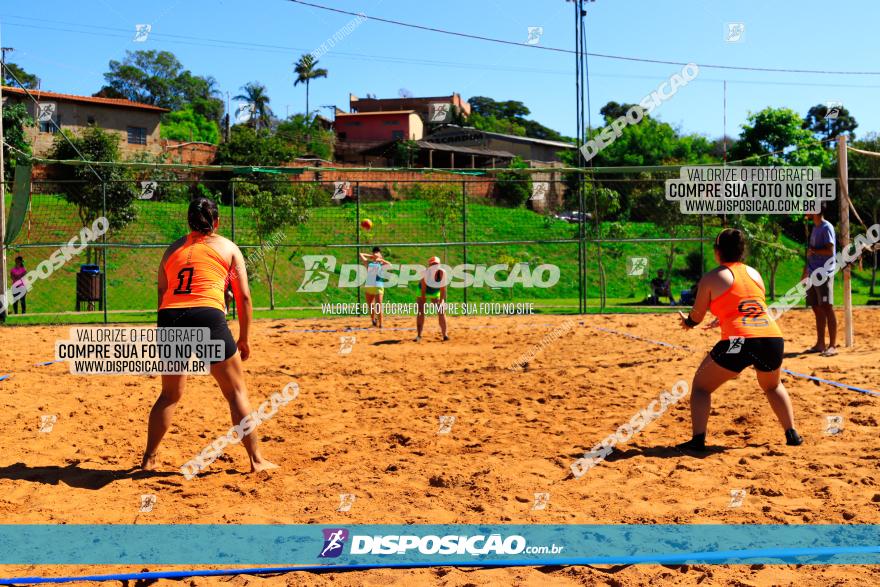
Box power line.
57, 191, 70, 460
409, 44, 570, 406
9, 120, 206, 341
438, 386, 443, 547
284, 0, 880, 76
8, 16, 880, 90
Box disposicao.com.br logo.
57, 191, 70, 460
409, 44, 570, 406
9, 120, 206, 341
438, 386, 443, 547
317, 529, 563, 557
298, 255, 560, 293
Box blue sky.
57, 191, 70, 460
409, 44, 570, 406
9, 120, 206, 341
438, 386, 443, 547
3, 0, 880, 140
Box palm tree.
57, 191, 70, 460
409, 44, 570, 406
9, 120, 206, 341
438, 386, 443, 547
293, 54, 328, 116
233, 82, 273, 130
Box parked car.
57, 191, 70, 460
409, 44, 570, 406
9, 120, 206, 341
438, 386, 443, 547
553, 210, 592, 223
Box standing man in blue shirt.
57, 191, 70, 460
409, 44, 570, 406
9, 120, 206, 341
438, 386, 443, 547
804, 203, 838, 357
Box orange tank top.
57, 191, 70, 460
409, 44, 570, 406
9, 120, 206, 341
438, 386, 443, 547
159, 234, 230, 312
708, 262, 782, 339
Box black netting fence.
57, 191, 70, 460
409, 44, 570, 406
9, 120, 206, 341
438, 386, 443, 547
1, 169, 739, 324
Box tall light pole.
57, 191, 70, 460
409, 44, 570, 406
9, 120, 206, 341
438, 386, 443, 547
0, 27, 11, 321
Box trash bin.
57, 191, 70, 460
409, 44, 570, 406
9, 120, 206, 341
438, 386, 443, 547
76, 264, 103, 311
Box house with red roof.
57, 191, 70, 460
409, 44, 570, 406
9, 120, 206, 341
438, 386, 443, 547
2, 86, 170, 158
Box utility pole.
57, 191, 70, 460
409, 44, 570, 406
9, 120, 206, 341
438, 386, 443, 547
0, 29, 12, 322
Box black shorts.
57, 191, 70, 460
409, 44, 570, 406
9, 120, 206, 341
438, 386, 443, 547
806, 277, 834, 306
709, 337, 784, 373
157, 307, 237, 363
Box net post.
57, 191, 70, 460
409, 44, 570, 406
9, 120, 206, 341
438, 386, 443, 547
230, 180, 236, 320
0, 63, 7, 324
461, 179, 468, 307
101, 180, 108, 324
837, 135, 853, 347
355, 181, 361, 309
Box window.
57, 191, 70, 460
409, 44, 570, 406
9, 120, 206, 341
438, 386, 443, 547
127, 126, 148, 145
87, 116, 96, 126
383, 120, 400, 126
391, 130, 404, 140
338, 132, 347, 141
39, 115, 61, 134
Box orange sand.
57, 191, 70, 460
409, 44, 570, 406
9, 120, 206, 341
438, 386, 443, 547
1, 308, 879, 585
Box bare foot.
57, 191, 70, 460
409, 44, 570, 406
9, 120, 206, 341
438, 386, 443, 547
251, 459, 279, 474
141, 452, 158, 471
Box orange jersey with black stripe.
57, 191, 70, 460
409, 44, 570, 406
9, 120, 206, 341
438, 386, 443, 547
159, 234, 230, 312
709, 262, 782, 339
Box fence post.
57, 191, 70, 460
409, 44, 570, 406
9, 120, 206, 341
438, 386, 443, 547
102, 181, 108, 324
231, 180, 236, 243
699, 215, 705, 274
578, 174, 586, 314
230, 180, 236, 321
462, 179, 468, 306
355, 181, 361, 309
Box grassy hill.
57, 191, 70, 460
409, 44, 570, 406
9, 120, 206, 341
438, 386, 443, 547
5, 194, 877, 324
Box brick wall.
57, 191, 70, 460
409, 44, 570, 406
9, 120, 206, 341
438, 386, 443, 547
161, 141, 217, 166
283, 161, 495, 199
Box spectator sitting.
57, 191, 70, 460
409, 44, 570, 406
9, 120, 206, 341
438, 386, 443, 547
650, 269, 675, 305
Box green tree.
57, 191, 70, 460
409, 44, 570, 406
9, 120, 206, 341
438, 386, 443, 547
160, 107, 220, 144
214, 126, 296, 166
494, 156, 532, 207
469, 96, 530, 119
390, 139, 418, 167
233, 82, 273, 130
731, 107, 831, 169
100, 50, 223, 122
803, 103, 858, 142
47, 127, 138, 263
468, 112, 526, 137
234, 181, 315, 309
276, 113, 335, 160
3, 62, 39, 89
739, 217, 798, 298
293, 54, 328, 116
1, 102, 34, 180
467, 96, 568, 141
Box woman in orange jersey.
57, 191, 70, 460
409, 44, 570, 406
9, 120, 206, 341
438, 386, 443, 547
677, 228, 803, 451
141, 197, 278, 475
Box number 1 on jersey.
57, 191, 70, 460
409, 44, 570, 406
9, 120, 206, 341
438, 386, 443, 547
174, 267, 195, 294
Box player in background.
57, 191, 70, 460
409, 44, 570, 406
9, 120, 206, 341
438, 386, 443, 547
359, 246, 391, 328
415, 256, 449, 342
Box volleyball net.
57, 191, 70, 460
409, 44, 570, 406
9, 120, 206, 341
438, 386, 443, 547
1, 155, 877, 324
